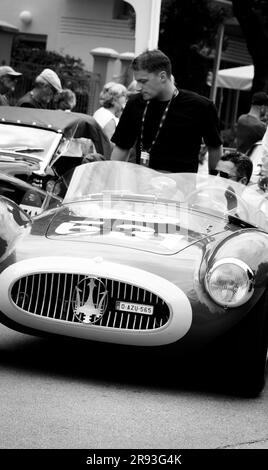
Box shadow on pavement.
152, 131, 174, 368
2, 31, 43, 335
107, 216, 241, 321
0, 330, 266, 398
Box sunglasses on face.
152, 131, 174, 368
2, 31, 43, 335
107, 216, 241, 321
211, 169, 238, 179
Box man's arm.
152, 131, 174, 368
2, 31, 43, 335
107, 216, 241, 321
110, 145, 130, 161
207, 145, 223, 173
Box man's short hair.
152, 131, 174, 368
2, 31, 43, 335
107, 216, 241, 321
251, 91, 268, 106
221, 151, 253, 183
132, 49, 172, 77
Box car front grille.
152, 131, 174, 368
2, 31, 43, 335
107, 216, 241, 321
10, 273, 170, 330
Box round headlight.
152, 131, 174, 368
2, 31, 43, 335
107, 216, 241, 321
204, 258, 254, 307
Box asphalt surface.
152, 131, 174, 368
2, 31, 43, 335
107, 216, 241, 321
0, 323, 268, 450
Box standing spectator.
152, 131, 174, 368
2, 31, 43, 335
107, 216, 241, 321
0, 65, 22, 105
236, 92, 268, 154
127, 79, 138, 96
17, 68, 62, 109
54, 88, 77, 111
111, 49, 222, 173
93, 82, 127, 141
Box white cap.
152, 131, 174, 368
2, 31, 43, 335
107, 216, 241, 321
36, 68, 62, 92
0, 65, 22, 78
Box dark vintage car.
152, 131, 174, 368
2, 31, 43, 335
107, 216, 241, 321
0, 161, 268, 397
0, 106, 112, 191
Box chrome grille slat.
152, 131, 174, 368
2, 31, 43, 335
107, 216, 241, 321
34, 274, 42, 315
112, 311, 118, 328
47, 273, 54, 317
65, 273, 74, 321
28, 275, 36, 312
106, 310, 112, 327
40, 274, 48, 317
15, 278, 22, 305
125, 313, 130, 329
11, 273, 170, 330
119, 312, 124, 329
58, 273, 67, 320
21, 276, 29, 309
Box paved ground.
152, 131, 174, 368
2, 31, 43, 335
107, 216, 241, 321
0, 324, 267, 452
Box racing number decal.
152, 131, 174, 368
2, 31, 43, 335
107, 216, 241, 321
55, 221, 102, 235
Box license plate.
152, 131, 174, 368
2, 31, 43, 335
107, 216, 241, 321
116, 301, 154, 315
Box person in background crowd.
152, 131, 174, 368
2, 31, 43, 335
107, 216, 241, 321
212, 151, 253, 185
93, 82, 127, 141
127, 79, 138, 97
111, 49, 222, 173
54, 88, 77, 111
16, 68, 62, 109
236, 91, 268, 154
252, 125, 268, 191
212, 151, 253, 214
0, 65, 22, 105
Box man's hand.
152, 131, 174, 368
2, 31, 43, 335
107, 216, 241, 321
111, 145, 129, 161
82, 153, 105, 163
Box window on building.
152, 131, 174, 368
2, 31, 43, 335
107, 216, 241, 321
12, 33, 47, 51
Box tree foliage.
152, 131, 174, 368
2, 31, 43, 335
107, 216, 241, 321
10, 44, 93, 112
11, 44, 91, 92
159, 0, 228, 95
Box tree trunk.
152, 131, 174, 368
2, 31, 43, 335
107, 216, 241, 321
232, 0, 268, 93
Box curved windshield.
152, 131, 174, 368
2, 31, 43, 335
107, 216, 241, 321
62, 161, 268, 231
0, 124, 61, 168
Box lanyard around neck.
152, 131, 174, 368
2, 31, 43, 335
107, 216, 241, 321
140, 88, 178, 154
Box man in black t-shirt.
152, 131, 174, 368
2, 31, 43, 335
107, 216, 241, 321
111, 49, 222, 173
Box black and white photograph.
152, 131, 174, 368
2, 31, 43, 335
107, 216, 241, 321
0, 0, 267, 463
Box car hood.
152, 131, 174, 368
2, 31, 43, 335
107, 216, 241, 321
0, 157, 40, 175
46, 200, 231, 255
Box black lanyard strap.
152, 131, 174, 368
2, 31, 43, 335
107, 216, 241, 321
140, 88, 178, 154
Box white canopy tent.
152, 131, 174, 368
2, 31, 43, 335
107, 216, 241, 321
214, 64, 254, 128
216, 64, 254, 91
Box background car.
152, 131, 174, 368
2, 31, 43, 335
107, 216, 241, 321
0, 161, 268, 397
0, 106, 112, 193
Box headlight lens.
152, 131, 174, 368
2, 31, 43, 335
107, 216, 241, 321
204, 258, 254, 307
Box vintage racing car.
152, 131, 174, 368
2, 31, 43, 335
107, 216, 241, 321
0, 161, 268, 397
0, 106, 112, 190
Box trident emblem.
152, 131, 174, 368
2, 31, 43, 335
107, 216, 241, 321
73, 277, 108, 324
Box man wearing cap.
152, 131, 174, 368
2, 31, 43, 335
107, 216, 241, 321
236, 91, 268, 154
17, 68, 62, 109
0, 65, 22, 106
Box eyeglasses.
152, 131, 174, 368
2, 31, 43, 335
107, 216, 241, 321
211, 170, 238, 179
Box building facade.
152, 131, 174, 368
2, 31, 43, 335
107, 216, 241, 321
0, 0, 136, 70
